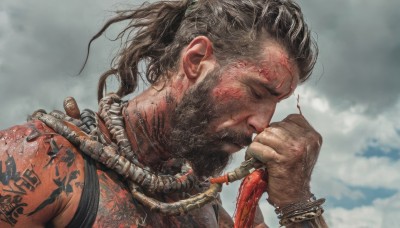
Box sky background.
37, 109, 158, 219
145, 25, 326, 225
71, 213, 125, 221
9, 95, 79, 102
1, 0, 399, 227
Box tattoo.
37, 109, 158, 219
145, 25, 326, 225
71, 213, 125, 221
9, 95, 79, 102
75, 182, 84, 189
152, 110, 165, 141
96, 173, 142, 226
134, 111, 152, 144
0, 155, 17, 185
61, 149, 76, 168
1, 155, 41, 195
0, 154, 40, 225
45, 139, 75, 168
48, 138, 62, 157
0, 194, 28, 226
27, 169, 80, 216
45, 138, 62, 167
26, 124, 42, 142
5, 168, 41, 194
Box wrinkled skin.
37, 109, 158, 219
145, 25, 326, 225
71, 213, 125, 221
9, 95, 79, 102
247, 114, 322, 207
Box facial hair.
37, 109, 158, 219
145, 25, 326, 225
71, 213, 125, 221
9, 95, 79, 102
168, 69, 252, 177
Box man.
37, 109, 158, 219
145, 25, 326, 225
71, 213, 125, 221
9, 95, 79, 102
0, 0, 327, 227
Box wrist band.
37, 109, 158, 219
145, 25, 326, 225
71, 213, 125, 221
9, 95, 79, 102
279, 207, 324, 226
274, 195, 325, 226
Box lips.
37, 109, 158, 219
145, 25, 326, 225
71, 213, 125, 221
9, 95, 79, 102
231, 136, 252, 148
221, 142, 243, 154
221, 136, 251, 153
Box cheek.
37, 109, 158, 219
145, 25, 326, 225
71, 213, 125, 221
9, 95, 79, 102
211, 87, 250, 123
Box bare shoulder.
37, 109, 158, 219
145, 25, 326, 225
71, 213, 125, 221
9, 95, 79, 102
0, 120, 85, 227
93, 168, 154, 227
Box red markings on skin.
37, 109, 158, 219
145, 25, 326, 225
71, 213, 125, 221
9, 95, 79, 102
231, 59, 294, 90
213, 87, 244, 101
258, 68, 270, 80
276, 79, 285, 89
278, 51, 294, 75
171, 79, 185, 94
217, 56, 298, 104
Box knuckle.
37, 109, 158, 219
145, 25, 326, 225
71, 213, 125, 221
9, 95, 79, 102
274, 121, 290, 130
254, 131, 268, 141
267, 125, 285, 135
246, 143, 257, 156
290, 140, 307, 157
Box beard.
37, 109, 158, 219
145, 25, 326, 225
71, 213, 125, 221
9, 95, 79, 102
167, 69, 252, 177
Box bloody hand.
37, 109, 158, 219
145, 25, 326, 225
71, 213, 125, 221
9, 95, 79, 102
246, 114, 322, 208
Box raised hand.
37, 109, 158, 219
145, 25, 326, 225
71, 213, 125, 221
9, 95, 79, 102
246, 114, 322, 207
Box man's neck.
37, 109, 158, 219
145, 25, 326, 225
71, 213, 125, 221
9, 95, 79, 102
121, 85, 177, 170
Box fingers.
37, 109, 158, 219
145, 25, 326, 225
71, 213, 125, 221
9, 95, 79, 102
244, 114, 322, 207
246, 113, 322, 164
246, 141, 283, 164
253, 130, 287, 154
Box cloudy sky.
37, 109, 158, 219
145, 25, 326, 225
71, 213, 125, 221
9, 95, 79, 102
1, 0, 399, 227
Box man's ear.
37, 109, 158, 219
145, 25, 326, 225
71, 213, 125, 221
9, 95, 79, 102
182, 36, 215, 81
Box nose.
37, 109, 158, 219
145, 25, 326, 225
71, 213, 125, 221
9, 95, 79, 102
247, 102, 277, 133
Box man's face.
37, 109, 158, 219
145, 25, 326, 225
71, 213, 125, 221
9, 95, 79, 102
168, 43, 299, 177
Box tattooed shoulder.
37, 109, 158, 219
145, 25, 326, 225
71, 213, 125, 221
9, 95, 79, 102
0, 120, 85, 227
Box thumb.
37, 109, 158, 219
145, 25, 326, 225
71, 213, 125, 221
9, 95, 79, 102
245, 142, 281, 164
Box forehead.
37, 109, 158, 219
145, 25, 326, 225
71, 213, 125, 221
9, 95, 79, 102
257, 41, 299, 78
221, 42, 300, 99
224, 41, 299, 78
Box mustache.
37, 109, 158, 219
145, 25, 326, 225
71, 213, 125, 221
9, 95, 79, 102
218, 130, 252, 148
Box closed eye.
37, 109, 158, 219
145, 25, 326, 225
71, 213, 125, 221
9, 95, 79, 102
250, 87, 263, 100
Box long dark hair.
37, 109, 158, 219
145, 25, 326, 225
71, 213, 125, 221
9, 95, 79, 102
83, 0, 318, 101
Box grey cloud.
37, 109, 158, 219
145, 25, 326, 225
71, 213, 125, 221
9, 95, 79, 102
1, 1, 399, 225
299, 0, 400, 116
0, 0, 138, 129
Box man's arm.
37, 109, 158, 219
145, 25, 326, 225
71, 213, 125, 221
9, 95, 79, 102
0, 120, 85, 227
253, 205, 269, 228
286, 216, 328, 228
216, 198, 268, 228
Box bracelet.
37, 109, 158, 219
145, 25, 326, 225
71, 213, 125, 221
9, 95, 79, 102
274, 195, 325, 226
279, 207, 324, 226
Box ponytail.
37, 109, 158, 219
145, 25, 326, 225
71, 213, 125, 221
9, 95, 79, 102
81, 1, 190, 101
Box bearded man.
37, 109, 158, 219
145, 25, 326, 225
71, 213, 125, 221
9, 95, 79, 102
0, 0, 328, 227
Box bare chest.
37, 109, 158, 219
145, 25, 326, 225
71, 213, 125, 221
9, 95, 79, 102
92, 171, 219, 228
